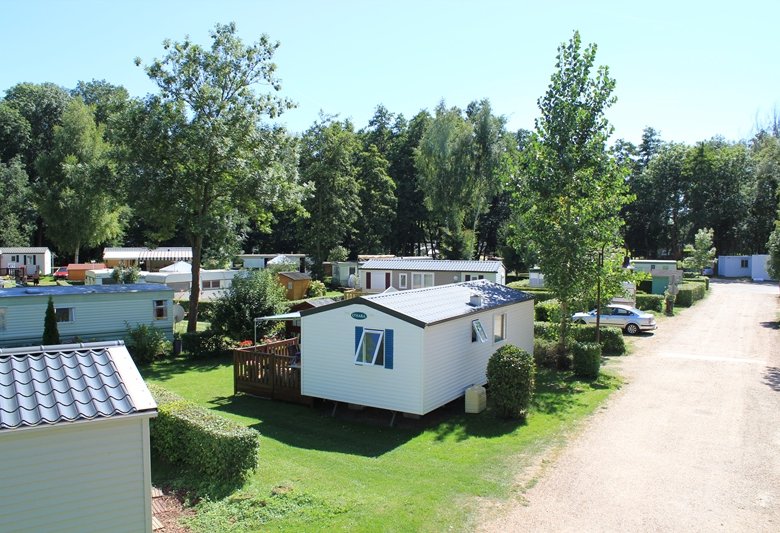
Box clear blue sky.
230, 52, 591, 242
2, 0, 778, 145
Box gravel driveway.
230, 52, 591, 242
479, 279, 780, 532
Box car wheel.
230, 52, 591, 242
575, 319, 586, 325
625, 323, 639, 335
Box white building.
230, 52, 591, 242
0, 247, 53, 275
718, 254, 775, 281
0, 341, 157, 532
300, 280, 533, 416
358, 259, 506, 293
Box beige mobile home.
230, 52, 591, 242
300, 280, 533, 416
0, 341, 157, 532
358, 259, 506, 293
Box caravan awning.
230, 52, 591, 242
254, 312, 301, 322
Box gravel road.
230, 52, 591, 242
479, 279, 780, 532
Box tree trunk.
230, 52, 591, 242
187, 235, 203, 333
74, 243, 80, 265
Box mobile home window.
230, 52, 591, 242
354, 327, 394, 369
0, 308, 6, 331
55, 307, 75, 323
399, 273, 408, 289
740, 259, 748, 268
412, 272, 434, 289
203, 279, 221, 290
153, 300, 168, 320
471, 319, 488, 343
493, 313, 506, 342
355, 328, 385, 366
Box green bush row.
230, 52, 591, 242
147, 384, 260, 483
534, 298, 562, 322
684, 275, 710, 290
675, 282, 706, 307
534, 321, 626, 355
635, 293, 664, 312
181, 330, 233, 358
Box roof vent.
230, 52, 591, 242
469, 293, 482, 307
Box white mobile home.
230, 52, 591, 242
0, 341, 157, 532
358, 259, 506, 293
300, 280, 533, 416
0, 284, 174, 348
103, 247, 192, 272
0, 247, 53, 275
718, 254, 775, 281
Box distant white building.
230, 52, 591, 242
0, 247, 53, 275
358, 259, 506, 293
718, 254, 775, 281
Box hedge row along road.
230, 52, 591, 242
481, 278, 780, 532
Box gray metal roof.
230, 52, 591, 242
301, 280, 532, 327
0, 247, 51, 254
103, 247, 192, 261
278, 271, 311, 281
360, 259, 504, 273
0, 341, 157, 430
0, 283, 173, 299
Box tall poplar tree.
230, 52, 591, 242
514, 31, 631, 348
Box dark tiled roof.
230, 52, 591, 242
278, 271, 311, 281
0, 342, 156, 430
360, 259, 504, 272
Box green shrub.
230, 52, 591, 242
635, 293, 664, 312
147, 384, 259, 483
675, 282, 706, 307
181, 330, 232, 358
572, 341, 601, 379
534, 321, 559, 341
533, 338, 559, 368
125, 323, 171, 364
307, 279, 327, 297
685, 275, 709, 290
486, 345, 535, 419
571, 324, 625, 355
535, 298, 561, 323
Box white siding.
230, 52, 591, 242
302, 304, 425, 414
421, 300, 534, 414
0, 291, 174, 348
718, 255, 751, 278
751, 255, 773, 281
0, 417, 153, 533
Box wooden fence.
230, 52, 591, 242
233, 337, 311, 405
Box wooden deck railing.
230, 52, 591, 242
233, 337, 311, 405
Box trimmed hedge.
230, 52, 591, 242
506, 283, 557, 303
534, 321, 626, 355
181, 330, 233, 358
685, 275, 710, 290
571, 324, 625, 355
486, 345, 535, 419
534, 298, 561, 323
635, 293, 664, 312
533, 338, 559, 368
147, 384, 260, 483
573, 341, 601, 379
675, 282, 706, 307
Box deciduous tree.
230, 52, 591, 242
513, 31, 631, 348
121, 23, 303, 332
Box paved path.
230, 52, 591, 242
480, 280, 780, 532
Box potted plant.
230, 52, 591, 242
172, 332, 183, 356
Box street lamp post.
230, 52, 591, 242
595, 243, 606, 345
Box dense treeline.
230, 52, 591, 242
2, 34, 779, 277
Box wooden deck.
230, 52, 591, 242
233, 338, 311, 405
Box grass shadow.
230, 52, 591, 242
140, 354, 233, 382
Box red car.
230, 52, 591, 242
53, 266, 68, 279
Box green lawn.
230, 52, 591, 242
141, 357, 620, 532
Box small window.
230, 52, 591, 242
203, 279, 221, 290
399, 273, 408, 289
287, 281, 293, 289
348, 266, 356, 275
740, 259, 749, 268
471, 319, 488, 343
465, 274, 472, 282
355, 329, 385, 365
0, 308, 6, 331
55, 307, 75, 323
493, 313, 506, 342
153, 300, 168, 320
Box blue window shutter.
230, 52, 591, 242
355, 326, 363, 353
384, 329, 393, 369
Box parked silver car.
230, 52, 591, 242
572, 304, 657, 335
